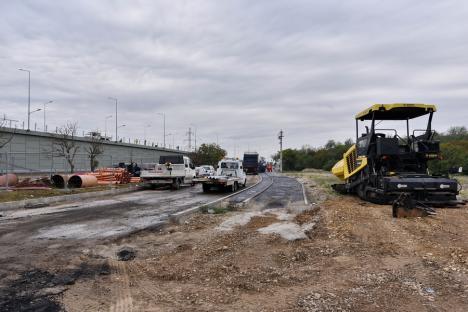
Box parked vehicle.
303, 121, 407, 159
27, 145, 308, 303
195, 165, 215, 177
140, 155, 196, 190
243, 152, 259, 175
196, 158, 247, 192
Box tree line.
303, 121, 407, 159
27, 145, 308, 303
274, 126, 468, 174
428, 126, 468, 174
273, 139, 354, 172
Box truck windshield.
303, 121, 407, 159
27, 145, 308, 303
141, 163, 156, 170
221, 162, 238, 169
159, 155, 184, 164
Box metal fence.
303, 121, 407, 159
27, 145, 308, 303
0, 152, 162, 176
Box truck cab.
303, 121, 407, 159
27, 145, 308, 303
140, 155, 196, 190
199, 158, 247, 192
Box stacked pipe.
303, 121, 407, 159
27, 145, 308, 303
129, 177, 141, 183
89, 168, 131, 185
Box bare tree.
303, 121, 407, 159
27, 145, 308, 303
54, 122, 80, 173
86, 134, 104, 171
0, 119, 14, 150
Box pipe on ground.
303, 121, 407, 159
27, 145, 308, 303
0, 174, 18, 186
51, 174, 71, 188
67, 175, 98, 188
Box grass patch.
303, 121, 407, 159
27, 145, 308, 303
455, 175, 468, 199
285, 170, 340, 195
200, 203, 239, 214
200, 205, 231, 214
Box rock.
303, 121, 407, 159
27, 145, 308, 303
117, 247, 136, 261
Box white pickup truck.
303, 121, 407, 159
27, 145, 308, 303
196, 158, 247, 193
140, 155, 196, 190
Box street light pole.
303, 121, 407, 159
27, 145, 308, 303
104, 115, 112, 138
157, 113, 166, 148
144, 124, 151, 144
108, 97, 118, 141
43, 100, 53, 132
18, 68, 31, 130
29, 108, 42, 131
117, 124, 126, 142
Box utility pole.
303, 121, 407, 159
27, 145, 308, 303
194, 128, 197, 151
157, 113, 166, 148
187, 127, 192, 151
108, 97, 118, 141
18, 68, 31, 130
43, 100, 53, 132
278, 130, 284, 173
104, 115, 112, 139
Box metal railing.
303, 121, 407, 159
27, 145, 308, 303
0, 151, 162, 175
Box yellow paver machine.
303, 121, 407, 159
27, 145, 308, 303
331, 103, 465, 217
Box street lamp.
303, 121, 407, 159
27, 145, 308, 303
116, 124, 126, 141
143, 124, 151, 144
166, 132, 176, 149
157, 113, 166, 148
108, 97, 118, 141
42, 100, 53, 132
18, 68, 31, 130
104, 115, 112, 139
30, 108, 42, 130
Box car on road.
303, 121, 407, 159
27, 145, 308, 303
195, 165, 215, 177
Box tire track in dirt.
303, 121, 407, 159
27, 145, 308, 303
127, 262, 177, 307
109, 260, 133, 312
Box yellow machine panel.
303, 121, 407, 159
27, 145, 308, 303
332, 145, 367, 181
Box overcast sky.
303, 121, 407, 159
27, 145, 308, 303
1, 0, 467, 158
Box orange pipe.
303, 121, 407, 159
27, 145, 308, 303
51, 174, 71, 188
0, 174, 18, 186
68, 175, 98, 188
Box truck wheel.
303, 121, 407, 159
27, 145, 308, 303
233, 182, 238, 192
172, 179, 181, 190
202, 184, 210, 193
226, 184, 234, 192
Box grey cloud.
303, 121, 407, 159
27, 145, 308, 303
1, 0, 468, 158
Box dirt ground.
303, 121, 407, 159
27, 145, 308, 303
0, 183, 136, 203
53, 171, 468, 311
